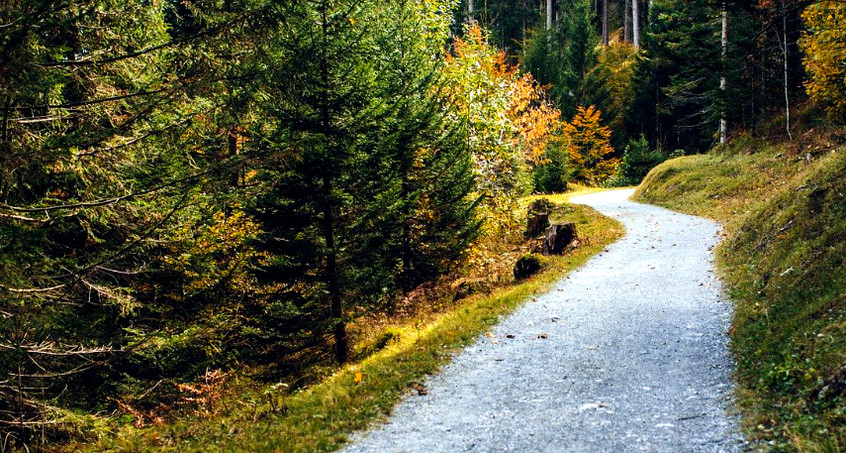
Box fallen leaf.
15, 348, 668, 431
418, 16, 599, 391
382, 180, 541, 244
354, 372, 363, 383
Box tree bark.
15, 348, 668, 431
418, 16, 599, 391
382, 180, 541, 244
602, 0, 609, 45
546, 0, 553, 30
632, 0, 640, 49
781, 2, 792, 140
625, 0, 631, 43
720, 3, 728, 144
523, 0, 528, 43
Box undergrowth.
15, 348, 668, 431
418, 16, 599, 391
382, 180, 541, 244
634, 127, 846, 452
72, 190, 623, 453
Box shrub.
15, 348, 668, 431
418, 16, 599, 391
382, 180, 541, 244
609, 135, 681, 186
532, 140, 571, 193
513, 253, 546, 280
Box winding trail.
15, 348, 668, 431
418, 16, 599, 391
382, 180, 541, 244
344, 189, 743, 452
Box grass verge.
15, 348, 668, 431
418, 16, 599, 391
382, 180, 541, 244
77, 190, 623, 453
634, 129, 846, 452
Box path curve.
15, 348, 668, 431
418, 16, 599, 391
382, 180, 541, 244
344, 189, 743, 452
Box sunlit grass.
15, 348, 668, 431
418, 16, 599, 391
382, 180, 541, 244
634, 132, 846, 452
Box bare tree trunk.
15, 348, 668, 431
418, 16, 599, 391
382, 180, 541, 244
720, 3, 728, 144
523, 0, 528, 43
547, 0, 553, 30
625, 0, 631, 43
1, 97, 10, 145
468, 0, 474, 14
632, 0, 640, 49
602, 0, 609, 45
781, 3, 792, 140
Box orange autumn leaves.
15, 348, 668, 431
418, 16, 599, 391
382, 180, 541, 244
444, 25, 618, 190
444, 25, 560, 174
563, 105, 619, 186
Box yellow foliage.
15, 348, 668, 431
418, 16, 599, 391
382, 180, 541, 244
562, 105, 619, 186
800, 2, 846, 119
443, 25, 564, 264
162, 208, 268, 295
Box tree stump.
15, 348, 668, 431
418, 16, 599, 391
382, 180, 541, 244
526, 212, 550, 237
543, 223, 578, 255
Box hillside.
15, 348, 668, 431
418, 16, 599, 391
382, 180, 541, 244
635, 129, 846, 451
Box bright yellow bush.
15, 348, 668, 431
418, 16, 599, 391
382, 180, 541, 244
563, 105, 619, 186
800, 1, 846, 119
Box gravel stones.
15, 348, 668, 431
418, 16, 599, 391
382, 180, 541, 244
343, 189, 743, 453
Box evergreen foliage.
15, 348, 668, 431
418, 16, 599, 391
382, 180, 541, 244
1, 0, 845, 449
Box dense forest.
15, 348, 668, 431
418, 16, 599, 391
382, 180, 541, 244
0, 0, 844, 450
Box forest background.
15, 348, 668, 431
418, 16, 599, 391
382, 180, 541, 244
1, 0, 844, 450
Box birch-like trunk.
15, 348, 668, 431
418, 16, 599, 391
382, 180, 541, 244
720, 3, 728, 144
547, 0, 553, 30
782, 3, 792, 139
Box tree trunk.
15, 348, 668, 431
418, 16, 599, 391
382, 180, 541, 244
625, 0, 631, 43
632, 0, 640, 49
720, 3, 728, 144
1, 97, 10, 145
602, 0, 609, 46
321, 0, 347, 364
523, 0, 528, 43
543, 223, 578, 256
468, 0, 474, 14
781, 2, 792, 140
546, 0, 553, 30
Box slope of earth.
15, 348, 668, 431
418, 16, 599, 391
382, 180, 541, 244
634, 134, 846, 452
343, 189, 742, 453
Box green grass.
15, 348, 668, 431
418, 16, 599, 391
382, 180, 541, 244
634, 133, 846, 452
76, 190, 623, 453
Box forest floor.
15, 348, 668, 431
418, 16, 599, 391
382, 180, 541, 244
342, 189, 744, 452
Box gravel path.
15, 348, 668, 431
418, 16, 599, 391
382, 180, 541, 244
343, 189, 743, 452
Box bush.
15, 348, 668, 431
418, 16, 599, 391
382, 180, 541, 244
528, 198, 556, 215
532, 141, 571, 193
513, 253, 546, 280
609, 135, 680, 186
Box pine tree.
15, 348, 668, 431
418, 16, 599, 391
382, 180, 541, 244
250, 0, 478, 364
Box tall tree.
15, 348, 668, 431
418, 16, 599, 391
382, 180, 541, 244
720, 2, 729, 143
633, 0, 641, 48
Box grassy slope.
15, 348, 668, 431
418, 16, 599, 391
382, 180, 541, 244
79, 191, 623, 453
634, 133, 846, 452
